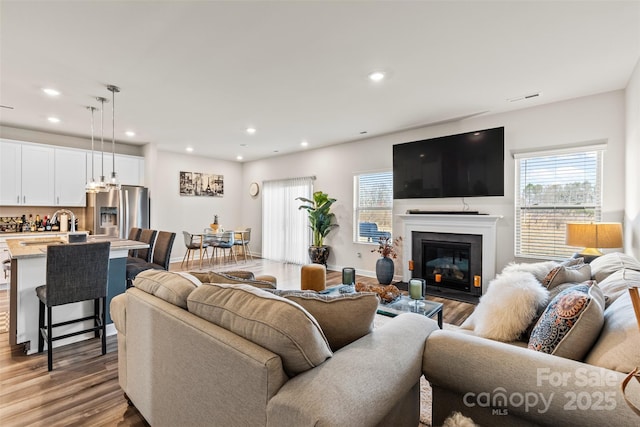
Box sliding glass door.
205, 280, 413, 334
262, 176, 313, 264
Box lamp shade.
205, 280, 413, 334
565, 222, 623, 255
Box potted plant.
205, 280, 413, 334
371, 236, 402, 285
297, 191, 338, 265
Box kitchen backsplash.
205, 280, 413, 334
0, 206, 86, 232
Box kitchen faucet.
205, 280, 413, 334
51, 209, 76, 232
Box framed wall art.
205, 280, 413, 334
179, 171, 224, 197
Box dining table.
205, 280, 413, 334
188, 230, 247, 268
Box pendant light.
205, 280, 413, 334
85, 106, 99, 193
95, 96, 108, 192
106, 84, 121, 189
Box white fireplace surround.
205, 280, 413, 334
399, 214, 502, 295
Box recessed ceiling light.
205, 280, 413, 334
240, 143, 247, 147
236, 155, 243, 161
186, 147, 194, 153
125, 131, 135, 137
47, 117, 60, 123
368, 71, 385, 82
246, 127, 256, 134
42, 88, 60, 96
301, 140, 308, 147
360, 131, 368, 134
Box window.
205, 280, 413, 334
354, 171, 393, 243
514, 144, 604, 259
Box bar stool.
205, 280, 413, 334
36, 241, 111, 371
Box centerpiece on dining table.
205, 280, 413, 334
210, 214, 220, 232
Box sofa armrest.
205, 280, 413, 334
423, 330, 640, 426
267, 313, 439, 426
110, 293, 126, 334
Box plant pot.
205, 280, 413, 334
376, 256, 394, 285
308, 245, 330, 266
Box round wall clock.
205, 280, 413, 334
249, 182, 260, 197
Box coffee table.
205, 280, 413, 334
377, 296, 443, 329
321, 286, 443, 329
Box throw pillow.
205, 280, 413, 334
541, 263, 591, 290
133, 269, 199, 309
472, 271, 549, 342
501, 260, 560, 283
189, 271, 276, 289
584, 291, 640, 373
590, 252, 640, 283
267, 290, 379, 351
187, 283, 332, 377
528, 283, 605, 360
596, 269, 640, 307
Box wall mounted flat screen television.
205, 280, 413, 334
393, 127, 505, 199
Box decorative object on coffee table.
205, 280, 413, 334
342, 267, 355, 285
372, 236, 401, 284
355, 282, 401, 303
409, 278, 426, 308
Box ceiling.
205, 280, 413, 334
1, 1, 639, 162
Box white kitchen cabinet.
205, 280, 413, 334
87, 152, 144, 186
0, 140, 55, 206
54, 148, 87, 206
0, 140, 22, 205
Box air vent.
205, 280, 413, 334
508, 92, 542, 102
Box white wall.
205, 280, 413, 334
242, 90, 626, 279
626, 58, 640, 258
150, 150, 244, 262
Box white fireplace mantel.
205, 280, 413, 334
398, 214, 502, 294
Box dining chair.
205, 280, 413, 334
211, 230, 237, 265
182, 231, 209, 268
202, 227, 220, 263
233, 227, 253, 261
36, 241, 111, 371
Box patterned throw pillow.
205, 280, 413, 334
528, 283, 605, 360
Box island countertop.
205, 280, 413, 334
7, 235, 149, 259
8, 234, 150, 354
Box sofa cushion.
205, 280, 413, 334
590, 252, 640, 283
596, 268, 640, 307
501, 260, 560, 283
267, 290, 378, 351
528, 282, 605, 360
584, 292, 640, 373
133, 270, 199, 309
541, 262, 591, 290
187, 283, 332, 377
471, 271, 549, 342
189, 271, 276, 289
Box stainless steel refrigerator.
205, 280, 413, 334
86, 185, 150, 237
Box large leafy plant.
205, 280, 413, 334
297, 191, 338, 247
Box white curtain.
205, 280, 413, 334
262, 176, 313, 264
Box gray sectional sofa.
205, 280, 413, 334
422, 252, 640, 426
111, 269, 439, 427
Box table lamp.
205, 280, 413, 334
565, 222, 623, 262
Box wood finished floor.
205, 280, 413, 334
0, 258, 475, 426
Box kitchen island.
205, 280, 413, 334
7, 234, 148, 354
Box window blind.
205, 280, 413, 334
515, 148, 603, 259
354, 171, 393, 243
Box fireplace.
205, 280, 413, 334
399, 213, 502, 300
412, 232, 482, 297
